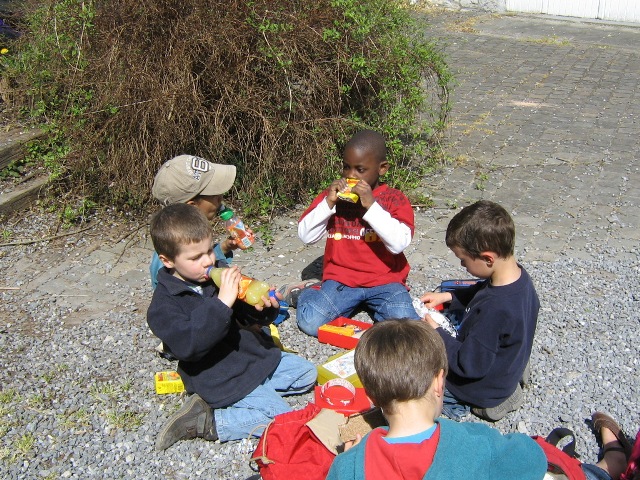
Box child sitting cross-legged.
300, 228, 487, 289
420, 200, 539, 422
288, 129, 421, 337
326, 319, 547, 480
147, 203, 317, 450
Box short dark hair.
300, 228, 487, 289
150, 203, 212, 260
445, 200, 515, 259
354, 319, 448, 412
344, 129, 387, 164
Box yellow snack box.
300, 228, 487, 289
154, 371, 185, 394
316, 350, 362, 387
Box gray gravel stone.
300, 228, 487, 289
0, 204, 638, 479
2, 7, 640, 480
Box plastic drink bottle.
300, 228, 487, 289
220, 209, 255, 249
206, 267, 270, 305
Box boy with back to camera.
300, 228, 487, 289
147, 203, 317, 450
420, 200, 540, 422
326, 319, 547, 480
288, 129, 420, 336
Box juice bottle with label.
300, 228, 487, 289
206, 267, 270, 306
220, 209, 255, 249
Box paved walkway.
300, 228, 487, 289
2, 9, 639, 323
409, 10, 640, 270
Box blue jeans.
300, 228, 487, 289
296, 280, 421, 336
441, 387, 471, 421
582, 464, 612, 480
214, 352, 317, 442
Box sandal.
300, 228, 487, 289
591, 411, 633, 459
602, 445, 628, 455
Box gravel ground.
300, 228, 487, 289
2, 8, 640, 478
0, 204, 638, 480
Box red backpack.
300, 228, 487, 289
532, 428, 586, 480
250, 403, 336, 480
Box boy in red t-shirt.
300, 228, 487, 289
290, 130, 420, 336
326, 319, 547, 480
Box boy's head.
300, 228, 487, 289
342, 130, 389, 189
152, 155, 236, 220
150, 203, 214, 284
354, 319, 448, 414
446, 200, 515, 259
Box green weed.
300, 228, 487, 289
1, 0, 452, 219
26, 393, 45, 407
88, 379, 145, 431
475, 172, 489, 191
89, 382, 119, 401
58, 407, 91, 429
524, 35, 571, 46
105, 409, 144, 430
59, 198, 97, 228
39, 363, 69, 383
0, 157, 36, 179
12, 432, 35, 460
0, 389, 18, 404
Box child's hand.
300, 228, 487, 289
218, 266, 241, 307
343, 434, 363, 451
252, 287, 280, 311
419, 291, 452, 309
351, 180, 374, 208
421, 313, 440, 330
220, 228, 255, 253
326, 178, 347, 209
219, 237, 239, 254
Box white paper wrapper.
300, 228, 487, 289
412, 298, 458, 337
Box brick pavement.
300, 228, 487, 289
410, 11, 640, 267
2, 10, 639, 322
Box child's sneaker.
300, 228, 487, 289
520, 360, 531, 387
471, 384, 524, 422
277, 280, 321, 308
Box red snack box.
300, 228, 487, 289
318, 317, 372, 349
313, 379, 373, 415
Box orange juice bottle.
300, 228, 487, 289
220, 209, 255, 249
206, 267, 270, 306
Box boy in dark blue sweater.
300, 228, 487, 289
420, 200, 539, 422
147, 203, 316, 450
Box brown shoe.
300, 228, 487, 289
471, 384, 524, 422
155, 394, 217, 450
591, 411, 632, 459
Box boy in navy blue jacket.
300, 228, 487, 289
420, 200, 539, 422
147, 203, 316, 450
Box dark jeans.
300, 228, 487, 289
441, 387, 470, 421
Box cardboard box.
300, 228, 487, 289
317, 350, 362, 387
154, 371, 185, 394
318, 317, 372, 350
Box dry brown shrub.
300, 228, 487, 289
4, 0, 450, 215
